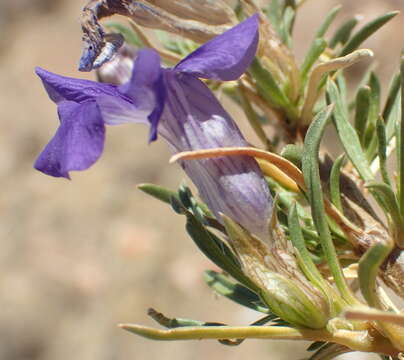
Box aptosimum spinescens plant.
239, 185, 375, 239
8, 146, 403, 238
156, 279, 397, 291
34, 1, 404, 359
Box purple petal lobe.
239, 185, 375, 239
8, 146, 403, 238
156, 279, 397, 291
174, 14, 259, 81
159, 71, 272, 238
119, 49, 165, 141
34, 101, 105, 178
35, 67, 119, 104
96, 95, 150, 126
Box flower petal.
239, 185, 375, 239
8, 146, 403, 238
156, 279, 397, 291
96, 95, 150, 126
35, 67, 119, 104
119, 49, 165, 141
34, 101, 105, 178
159, 71, 272, 238
174, 14, 259, 81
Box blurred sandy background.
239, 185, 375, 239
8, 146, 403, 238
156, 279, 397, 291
0, 1, 403, 359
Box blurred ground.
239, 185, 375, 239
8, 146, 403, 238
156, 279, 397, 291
0, 1, 403, 359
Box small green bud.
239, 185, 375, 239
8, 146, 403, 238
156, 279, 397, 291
222, 214, 330, 329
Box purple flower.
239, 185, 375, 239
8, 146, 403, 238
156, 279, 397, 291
35, 15, 273, 237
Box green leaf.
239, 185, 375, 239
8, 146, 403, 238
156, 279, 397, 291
340, 11, 399, 56
280, 144, 303, 168
315, 5, 341, 38
238, 84, 272, 150
302, 105, 358, 305
204, 270, 269, 313
138, 183, 179, 204
359, 242, 392, 308
364, 73, 381, 159
288, 204, 327, 288
383, 73, 400, 128
329, 155, 345, 212
300, 38, 327, 85
327, 79, 374, 182
185, 214, 258, 292
354, 85, 371, 145
249, 59, 296, 119
329, 17, 359, 48
336, 73, 349, 117
288, 204, 342, 315
280, 6, 295, 47
376, 117, 392, 186
105, 23, 143, 47
365, 181, 402, 228
264, 0, 283, 37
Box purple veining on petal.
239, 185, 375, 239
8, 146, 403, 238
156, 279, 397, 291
174, 14, 259, 81
34, 101, 105, 178
157, 70, 272, 238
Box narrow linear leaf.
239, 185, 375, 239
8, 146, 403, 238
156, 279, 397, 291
238, 83, 272, 150
336, 73, 348, 117
264, 0, 283, 38
138, 183, 179, 204
280, 6, 295, 47
327, 79, 374, 182
340, 11, 399, 56
376, 117, 392, 186
300, 38, 327, 85
329, 17, 359, 48
354, 85, 371, 145
383, 73, 400, 123
204, 270, 269, 313
301, 49, 373, 126
329, 155, 345, 212
249, 59, 296, 119
358, 242, 393, 307
365, 182, 402, 228
185, 215, 258, 292
288, 204, 342, 316
364, 73, 381, 159
288, 204, 328, 289
315, 5, 341, 38
302, 105, 358, 305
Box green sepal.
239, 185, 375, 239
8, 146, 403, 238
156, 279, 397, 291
203, 270, 269, 313
222, 215, 329, 329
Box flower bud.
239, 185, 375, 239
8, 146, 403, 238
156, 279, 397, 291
222, 214, 330, 329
